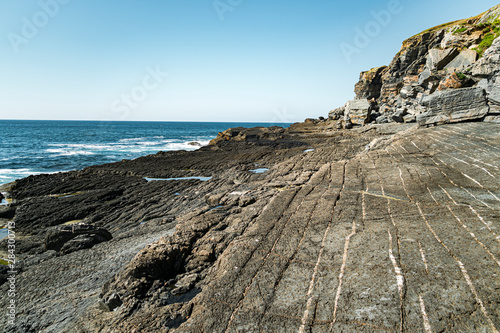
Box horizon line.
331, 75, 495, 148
0, 119, 295, 124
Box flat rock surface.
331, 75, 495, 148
0, 122, 499, 332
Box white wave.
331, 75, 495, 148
46, 149, 95, 156
0, 168, 33, 174
48, 143, 113, 150
135, 141, 160, 146
118, 137, 149, 142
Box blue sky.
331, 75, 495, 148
0, 0, 498, 122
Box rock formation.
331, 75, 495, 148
336, 4, 500, 127
0, 5, 499, 333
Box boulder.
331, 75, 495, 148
418, 48, 459, 86
44, 224, 112, 254
391, 109, 407, 123
444, 49, 477, 72
417, 87, 489, 126
403, 114, 416, 123
438, 72, 467, 90
375, 115, 389, 124
344, 99, 371, 125
427, 48, 460, 71
328, 106, 345, 120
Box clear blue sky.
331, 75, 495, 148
0, 0, 497, 122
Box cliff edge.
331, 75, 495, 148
330, 4, 500, 127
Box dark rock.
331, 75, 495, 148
101, 292, 123, 311
370, 111, 381, 122
391, 109, 407, 123
0, 265, 8, 286
328, 106, 345, 120
44, 224, 112, 254
354, 66, 387, 99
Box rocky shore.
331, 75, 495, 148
1, 5, 500, 333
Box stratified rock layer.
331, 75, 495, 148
1, 122, 498, 333
417, 86, 490, 125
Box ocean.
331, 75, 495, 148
0, 120, 290, 185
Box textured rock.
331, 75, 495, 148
437, 72, 468, 90
471, 36, 500, 77
344, 99, 371, 125
2, 6, 500, 333
426, 48, 460, 71
328, 106, 345, 120
44, 224, 112, 254
484, 115, 500, 122
444, 49, 477, 72
391, 109, 407, 123
488, 85, 500, 113
354, 66, 387, 99
417, 87, 489, 125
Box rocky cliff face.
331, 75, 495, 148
334, 4, 500, 126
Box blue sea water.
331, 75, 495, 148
0, 120, 290, 185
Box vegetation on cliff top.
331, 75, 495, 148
473, 19, 500, 56
403, 4, 500, 46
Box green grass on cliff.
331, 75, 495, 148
473, 20, 500, 57
404, 5, 500, 44
0, 259, 9, 266
453, 26, 468, 35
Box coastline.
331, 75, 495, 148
1, 5, 500, 330
0, 120, 498, 332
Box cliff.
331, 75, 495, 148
332, 4, 500, 126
